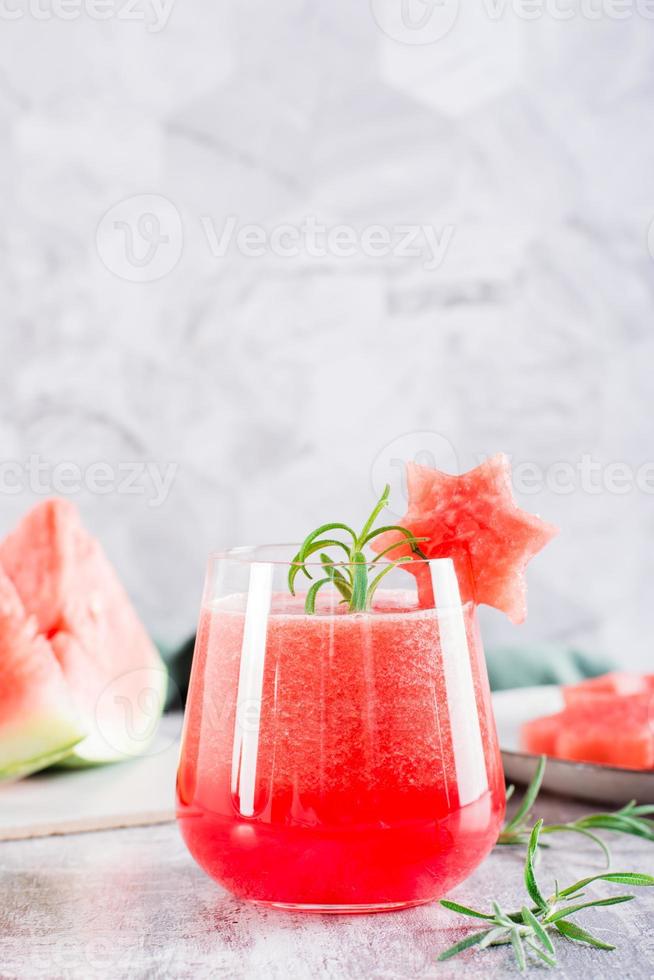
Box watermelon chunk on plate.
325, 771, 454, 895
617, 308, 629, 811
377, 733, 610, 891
0, 499, 167, 767
521, 694, 654, 770
562, 671, 648, 707
373, 453, 558, 623
0, 567, 86, 780
519, 713, 559, 757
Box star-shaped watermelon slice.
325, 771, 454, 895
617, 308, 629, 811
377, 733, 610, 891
373, 453, 558, 624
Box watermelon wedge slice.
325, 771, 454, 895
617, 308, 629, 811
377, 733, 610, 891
0, 499, 167, 766
0, 567, 86, 780
373, 454, 558, 623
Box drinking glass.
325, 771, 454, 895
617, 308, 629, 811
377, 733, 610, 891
177, 546, 505, 912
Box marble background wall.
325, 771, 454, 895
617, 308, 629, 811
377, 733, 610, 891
1, 1, 653, 666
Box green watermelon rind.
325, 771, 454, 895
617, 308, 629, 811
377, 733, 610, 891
55, 661, 169, 768
0, 734, 87, 782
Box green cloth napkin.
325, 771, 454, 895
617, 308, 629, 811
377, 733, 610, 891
485, 647, 613, 692
160, 638, 613, 707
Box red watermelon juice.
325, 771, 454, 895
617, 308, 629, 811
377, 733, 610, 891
177, 587, 505, 911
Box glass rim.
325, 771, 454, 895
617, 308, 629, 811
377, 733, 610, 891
208, 543, 443, 569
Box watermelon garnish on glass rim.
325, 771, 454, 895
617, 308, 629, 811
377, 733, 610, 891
372, 453, 558, 623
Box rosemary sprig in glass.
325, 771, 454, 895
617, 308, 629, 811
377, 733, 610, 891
499, 756, 654, 865
289, 485, 426, 613
439, 819, 654, 971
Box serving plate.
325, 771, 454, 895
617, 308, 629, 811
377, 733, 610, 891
492, 685, 654, 806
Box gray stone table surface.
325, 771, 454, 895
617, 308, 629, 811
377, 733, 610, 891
1, 794, 653, 980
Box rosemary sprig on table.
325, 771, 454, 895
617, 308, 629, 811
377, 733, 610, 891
289, 485, 426, 613
439, 819, 654, 971
499, 756, 654, 865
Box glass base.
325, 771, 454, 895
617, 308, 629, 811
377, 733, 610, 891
252, 897, 435, 914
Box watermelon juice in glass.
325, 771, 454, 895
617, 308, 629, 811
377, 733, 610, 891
177, 462, 556, 911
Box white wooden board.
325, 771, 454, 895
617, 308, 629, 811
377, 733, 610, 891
0, 713, 182, 840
